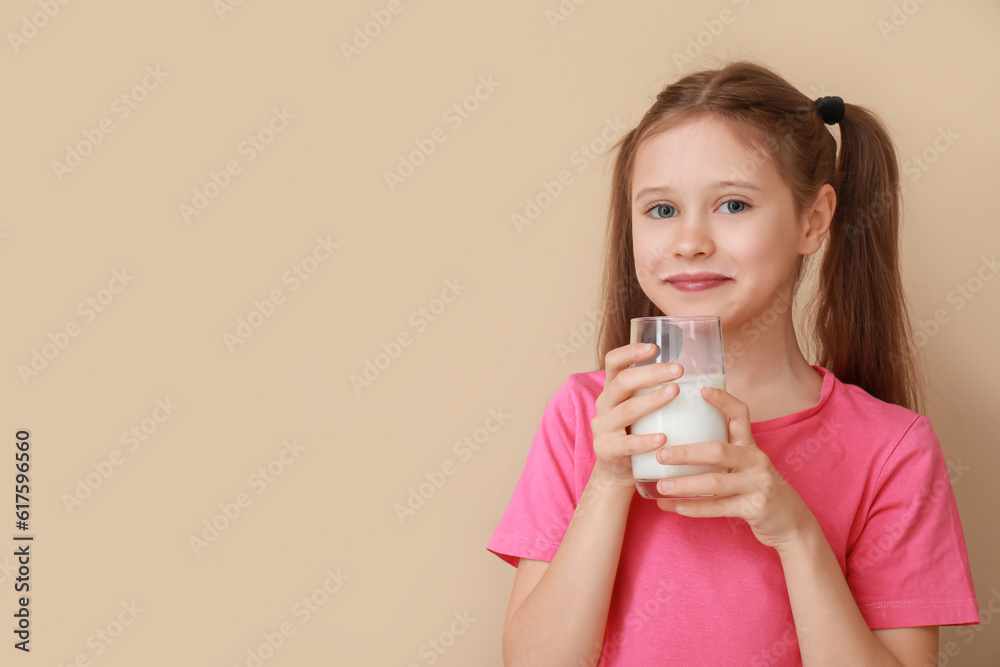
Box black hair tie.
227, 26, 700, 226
814, 96, 845, 125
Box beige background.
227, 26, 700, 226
1, 0, 998, 665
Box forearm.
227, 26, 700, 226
504, 461, 635, 666
777, 515, 903, 667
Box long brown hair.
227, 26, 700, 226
596, 60, 924, 413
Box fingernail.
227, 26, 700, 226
658, 479, 673, 493
669, 364, 681, 374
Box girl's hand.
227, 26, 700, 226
591, 343, 685, 489
653, 386, 814, 551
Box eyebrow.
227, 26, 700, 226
633, 180, 762, 203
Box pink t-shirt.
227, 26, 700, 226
487, 365, 980, 666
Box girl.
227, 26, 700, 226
487, 61, 980, 666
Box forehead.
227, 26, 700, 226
631, 116, 782, 195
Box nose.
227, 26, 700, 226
671, 213, 715, 259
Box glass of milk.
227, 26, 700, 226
628, 316, 728, 499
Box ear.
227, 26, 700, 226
799, 183, 835, 256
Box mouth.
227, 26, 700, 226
660, 271, 733, 293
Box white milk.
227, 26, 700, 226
630, 373, 728, 481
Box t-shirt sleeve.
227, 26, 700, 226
486, 376, 585, 568
846, 415, 981, 628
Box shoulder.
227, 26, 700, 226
536, 370, 606, 434
825, 371, 941, 471
552, 369, 606, 415
826, 372, 928, 437
829, 374, 920, 427
565, 368, 606, 396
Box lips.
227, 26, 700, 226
660, 271, 733, 292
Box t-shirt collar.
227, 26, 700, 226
749, 365, 834, 433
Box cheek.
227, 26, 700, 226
729, 232, 771, 265
727, 223, 799, 288
632, 228, 665, 285
729, 220, 790, 262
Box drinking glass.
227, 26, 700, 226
629, 316, 728, 499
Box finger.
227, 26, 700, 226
597, 342, 658, 414
598, 431, 667, 459
653, 469, 734, 499
593, 379, 680, 436
609, 363, 686, 430
602, 342, 660, 387
658, 440, 755, 472
616, 381, 680, 433
656, 440, 732, 467
601, 355, 684, 413
700, 386, 755, 447
656, 494, 748, 518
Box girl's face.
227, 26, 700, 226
630, 115, 820, 333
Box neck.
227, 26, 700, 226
721, 304, 822, 420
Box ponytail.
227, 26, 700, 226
810, 105, 924, 413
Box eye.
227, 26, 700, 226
647, 203, 677, 219
720, 199, 750, 214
